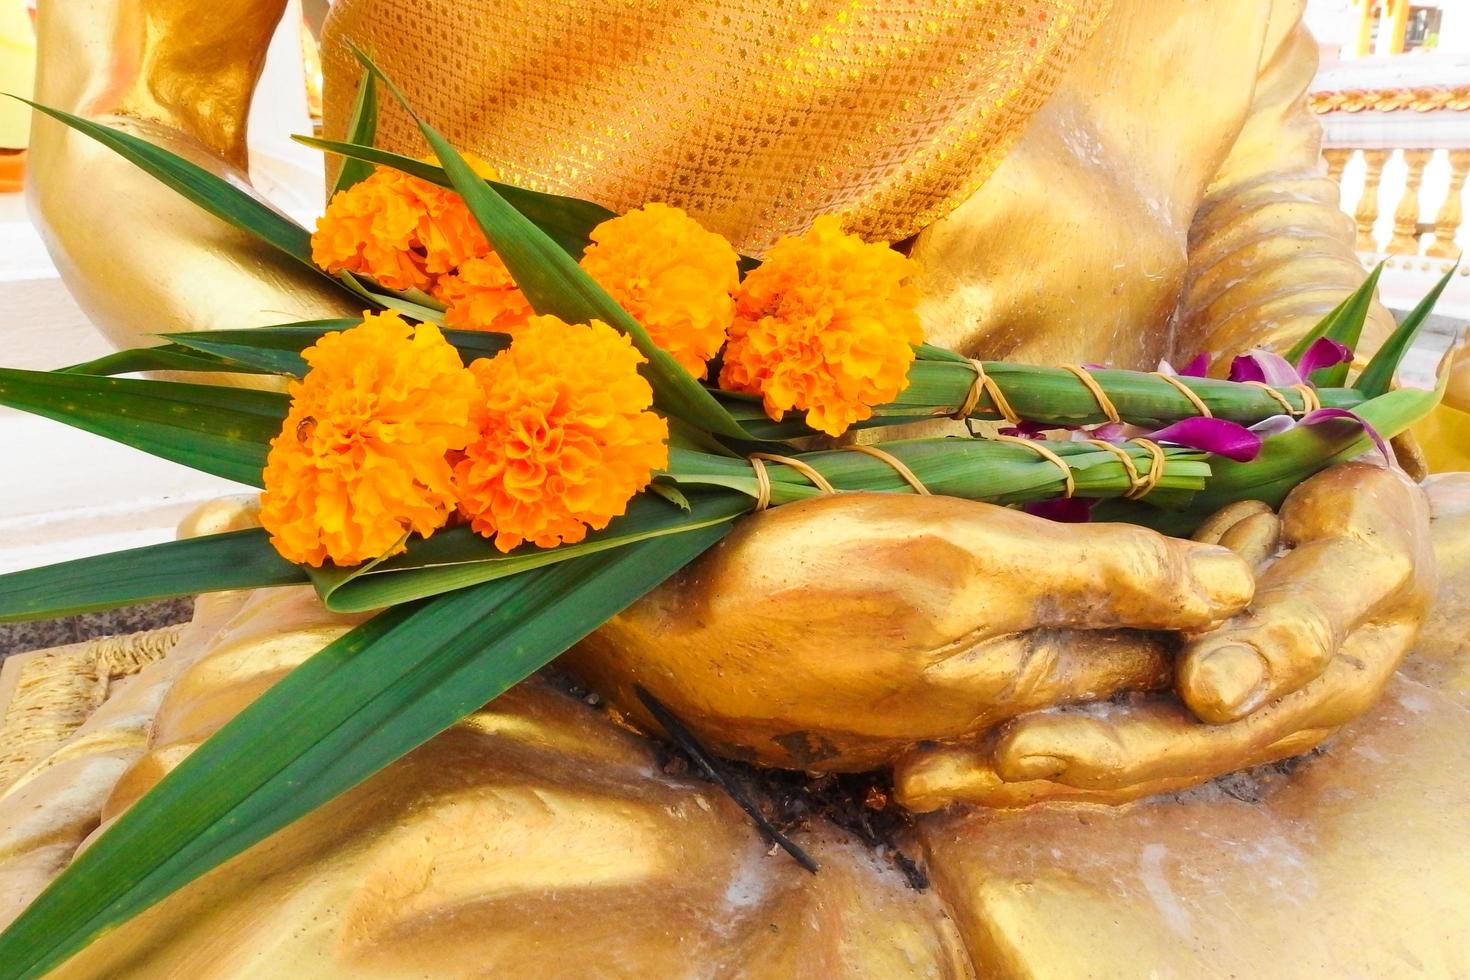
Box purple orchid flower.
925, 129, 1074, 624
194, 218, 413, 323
1229, 339, 1354, 388
1159, 352, 1211, 378
1146, 417, 1263, 462
1294, 337, 1353, 378
1229, 349, 1303, 386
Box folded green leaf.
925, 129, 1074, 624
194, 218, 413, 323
310, 490, 749, 611
347, 47, 753, 441
295, 134, 618, 260
1285, 262, 1382, 386
1356, 265, 1456, 398
14, 97, 339, 283
0, 369, 285, 486
0, 527, 732, 980
332, 68, 378, 196
0, 528, 306, 623
336, 269, 447, 322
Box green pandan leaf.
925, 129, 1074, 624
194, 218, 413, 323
0, 527, 732, 980
0, 529, 306, 623
332, 68, 378, 196
1355, 265, 1456, 398
1285, 262, 1383, 386
60, 345, 259, 377
0, 369, 285, 486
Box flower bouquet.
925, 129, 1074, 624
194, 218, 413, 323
0, 51, 1454, 976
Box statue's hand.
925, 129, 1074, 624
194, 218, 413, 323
895, 463, 1435, 809
566, 492, 1255, 772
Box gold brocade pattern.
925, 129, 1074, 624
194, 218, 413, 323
320, 0, 1110, 252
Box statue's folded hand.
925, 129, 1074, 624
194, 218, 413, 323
896, 462, 1436, 809
566, 491, 1255, 773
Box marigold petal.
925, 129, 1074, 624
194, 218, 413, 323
579, 203, 739, 380
454, 315, 669, 553
259, 312, 479, 566
717, 215, 922, 437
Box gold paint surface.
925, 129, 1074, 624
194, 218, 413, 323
915, 671, 1470, 977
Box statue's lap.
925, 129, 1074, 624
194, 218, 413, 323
29, 480, 1470, 977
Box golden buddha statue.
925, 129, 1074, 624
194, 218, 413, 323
6, 0, 1470, 974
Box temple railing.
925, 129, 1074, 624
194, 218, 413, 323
1312, 52, 1470, 322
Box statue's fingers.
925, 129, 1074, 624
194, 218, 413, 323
894, 740, 1211, 811
896, 725, 1339, 810
922, 629, 1172, 722
1013, 521, 1254, 633
992, 618, 1412, 790
1179, 468, 1429, 724
1191, 499, 1273, 547
1191, 499, 1281, 569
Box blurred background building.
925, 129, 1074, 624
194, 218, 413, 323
1303, 1, 1470, 326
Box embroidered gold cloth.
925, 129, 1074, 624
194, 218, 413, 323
321, 0, 1110, 252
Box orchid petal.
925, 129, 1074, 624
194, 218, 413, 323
1024, 497, 1096, 523
1300, 407, 1394, 464
1229, 349, 1303, 386
1156, 354, 1211, 378
1088, 422, 1129, 442
1147, 417, 1263, 462
1295, 337, 1353, 379
1248, 414, 1296, 438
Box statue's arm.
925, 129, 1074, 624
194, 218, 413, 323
1172, 0, 1394, 367
28, 0, 356, 351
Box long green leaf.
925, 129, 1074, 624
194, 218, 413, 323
1285, 262, 1383, 386
14, 97, 328, 276
162, 320, 360, 376
0, 369, 285, 486
60, 345, 258, 377
0, 529, 306, 623
295, 135, 617, 259
311, 490, 749, 611
331, 68, 378, 195
164, 323, 508, 377
348, 48, 752, 440
1356, 266, 1456, 397
0, 527, 731, 979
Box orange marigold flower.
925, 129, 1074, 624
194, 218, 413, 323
310, 157, 498, 292
454, 315, 669, 552
718, 215, 924, 437
259, 312, 479, 567
579, 203, 739, 379
432, 252, 534, 334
